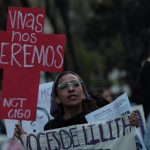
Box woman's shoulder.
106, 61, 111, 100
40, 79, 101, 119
44, 112, 87, 131
44, 117, 62, 131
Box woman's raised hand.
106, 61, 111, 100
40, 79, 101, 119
14, 124, 27, 139
129, 112, 140, 128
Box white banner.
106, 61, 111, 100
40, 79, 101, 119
22, 116, 137, 150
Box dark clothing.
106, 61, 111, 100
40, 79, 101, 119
44, 99, 98, 131
44, 112, 87, 130
139, 61, 150, 118
0, 121, 6, 134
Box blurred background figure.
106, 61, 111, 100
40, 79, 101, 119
139, 55, 150, 119
0, 121, 6, 135
0, 69, 6, 135
89, 86, 113, 108
97, 87, 113, 103
138, 55, 150, 150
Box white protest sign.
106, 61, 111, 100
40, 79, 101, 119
21, 115, 137, 150
85, 93, 146, 150
85, 93, 131, 123
5, 82, 53, 137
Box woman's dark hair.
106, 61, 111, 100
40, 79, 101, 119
88, 89, 110, 108
50, 71, 98, 118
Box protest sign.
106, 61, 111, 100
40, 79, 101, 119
85, 93, 146, 150
21, 115, 137, 150
0, 7, 66, 120
5, 82, 53, 137
85, 93, 131, 123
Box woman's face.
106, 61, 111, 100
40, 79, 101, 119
101, 90, 112, 103
55, 74, 85, 108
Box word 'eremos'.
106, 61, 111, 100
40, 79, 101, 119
0, 43, 63, 68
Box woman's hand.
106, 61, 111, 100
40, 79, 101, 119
129, 112, 140, 128
14, 124, 27, 139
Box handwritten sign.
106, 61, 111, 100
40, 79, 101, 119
5, 82, 54, 137
21, 116, 137, 150
0, 7, 66, 120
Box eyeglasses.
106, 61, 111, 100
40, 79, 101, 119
57, 80, 82, 90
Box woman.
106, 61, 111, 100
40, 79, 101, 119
14, 71, 140, 137
44, 71, 98, 130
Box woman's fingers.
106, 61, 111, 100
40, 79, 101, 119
14, 124, 27, 139
129, 112, 140, 128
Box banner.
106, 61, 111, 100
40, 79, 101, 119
21, 115, 137, 150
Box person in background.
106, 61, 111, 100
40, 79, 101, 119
97, 87, 113, 103
88, 87, 112, 108
139, 55, 150, 119
14, 71, 140, 137
139, 55, 150, 150
0, 120, 6, 135
0, 70, 6, 135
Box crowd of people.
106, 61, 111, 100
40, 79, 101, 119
0, 56, 149, 149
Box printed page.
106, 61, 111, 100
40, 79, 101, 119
85, 93, 131, 123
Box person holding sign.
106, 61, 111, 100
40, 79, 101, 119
14, 71, 140, 137
44, 71, 140, 130
44, 71, 98, 130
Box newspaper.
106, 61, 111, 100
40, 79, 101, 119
85, 93, 131, 123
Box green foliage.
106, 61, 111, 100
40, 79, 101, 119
1, 0, 149, 97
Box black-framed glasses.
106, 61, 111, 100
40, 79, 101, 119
57, 80, 82, 90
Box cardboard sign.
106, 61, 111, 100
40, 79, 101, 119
21, 116, 138, 150
0, 7, 66, 120
5, 82, 54, 137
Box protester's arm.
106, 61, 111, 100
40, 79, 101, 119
129, 112, 140, 128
